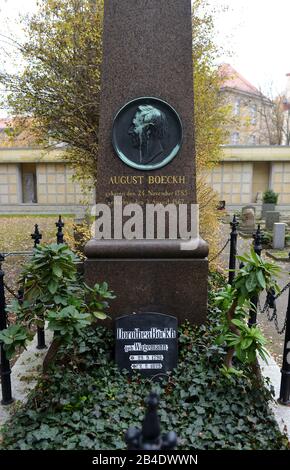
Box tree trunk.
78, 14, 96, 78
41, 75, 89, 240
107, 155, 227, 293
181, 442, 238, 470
43, 337, 62, 373
224, 298, 239, 368
250, 357, 264, 385
225, 347, 235, 369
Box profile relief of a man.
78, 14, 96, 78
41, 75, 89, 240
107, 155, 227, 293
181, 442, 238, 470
128, 105, 168, 165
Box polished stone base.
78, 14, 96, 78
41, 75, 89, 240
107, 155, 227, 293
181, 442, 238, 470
84, 258, 208, 326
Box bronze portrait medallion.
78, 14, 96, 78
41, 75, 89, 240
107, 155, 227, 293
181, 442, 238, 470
112, 97, 183, 171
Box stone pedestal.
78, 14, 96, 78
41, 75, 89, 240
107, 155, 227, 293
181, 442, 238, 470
262, 203, 276, 219
85, 239, 208, 325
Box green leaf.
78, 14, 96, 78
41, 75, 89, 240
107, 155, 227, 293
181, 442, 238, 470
257, 270, 266, 289
240, 338, 253, 350
52, 265, 63, 278
92, 311, 107, 320
48, 279, 58, 295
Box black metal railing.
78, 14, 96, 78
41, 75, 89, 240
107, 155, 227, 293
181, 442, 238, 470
1, 214, 290, 407
125, 392, 177, 450
0, 215, 66, 405
0, 253, 13, 405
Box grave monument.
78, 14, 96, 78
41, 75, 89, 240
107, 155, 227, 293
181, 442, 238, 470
266, 211, 280, 231
85, 0, 208, 326
239, 207, 255, 235
273, 223, 286, 250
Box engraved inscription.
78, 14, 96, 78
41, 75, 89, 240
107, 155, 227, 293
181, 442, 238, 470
109, 175, 187, 185
115, 313, 178, 377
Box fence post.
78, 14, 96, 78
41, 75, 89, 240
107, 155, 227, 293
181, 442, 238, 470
0, 254, 13, 405
36, 324, 46, 350
56, 215, 64, 244
248, 224, 263, 327
31, 224, 42, 248
279, 284, 290, 406
30, 224, 46, 349
253, 223, 262, 256
229, 215, 239, 285
125, 392, 177, 450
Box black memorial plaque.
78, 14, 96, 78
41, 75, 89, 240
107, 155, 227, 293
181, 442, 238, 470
115, 312, 178, 377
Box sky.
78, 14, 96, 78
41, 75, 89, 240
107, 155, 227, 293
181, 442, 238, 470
207, 0, 290, 94
0, 0, 290, 116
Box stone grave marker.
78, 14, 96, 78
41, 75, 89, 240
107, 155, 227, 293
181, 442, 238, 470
84, 0, 208, 325
242, 205, 256, 213
239, 207, 255, 234
115, 312, 178, 377
273, 223, 286, 250
266, 211, 280, 231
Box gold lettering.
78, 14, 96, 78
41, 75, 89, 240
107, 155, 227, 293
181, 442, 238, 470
110, 176, 144, 185
147, 176, 186, 184
148, 176, 154, 184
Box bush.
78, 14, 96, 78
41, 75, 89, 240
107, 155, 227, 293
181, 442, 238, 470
262, 190, 279, 204
2, 243, 114, 369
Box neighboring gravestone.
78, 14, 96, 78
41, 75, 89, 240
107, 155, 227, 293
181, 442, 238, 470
273, 223, 286, 250
262, 203, 276, 219
84, 0, 208, 325
266, 211, 280, 230
242, 205, 256, 214
239, 207, 255, 234
115, 312, 178, 376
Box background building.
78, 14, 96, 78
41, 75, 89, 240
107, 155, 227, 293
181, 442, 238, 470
219, 64, 274, 146
0, 147, 94, 215
2, 70, 290, 216
204, 145, 290, 213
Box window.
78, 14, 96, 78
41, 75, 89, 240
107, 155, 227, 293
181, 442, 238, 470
250, 104, 257, 124
249, 135, 256, 145
234, 99, 241, 116
21, 163, 37, 203
231, 132, 240, 145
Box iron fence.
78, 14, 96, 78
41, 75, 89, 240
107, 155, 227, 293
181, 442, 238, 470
0, 215, 65, 404
1, 214, 290, 407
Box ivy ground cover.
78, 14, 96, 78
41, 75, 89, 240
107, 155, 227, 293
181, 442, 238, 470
1, 303, 288, 450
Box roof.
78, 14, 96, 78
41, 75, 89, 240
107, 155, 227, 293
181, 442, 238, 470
218, 63, 260, 97
0, 147, 66, 163
221, 145, 290, 162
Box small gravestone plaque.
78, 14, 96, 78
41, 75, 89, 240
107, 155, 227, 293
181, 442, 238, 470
115, 312, 178, 377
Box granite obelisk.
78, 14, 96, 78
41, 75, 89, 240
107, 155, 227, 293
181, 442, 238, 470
85, 0, 209, 324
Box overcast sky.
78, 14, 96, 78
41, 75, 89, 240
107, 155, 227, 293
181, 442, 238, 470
0, 0, 289, 116
208, 0, 290, 93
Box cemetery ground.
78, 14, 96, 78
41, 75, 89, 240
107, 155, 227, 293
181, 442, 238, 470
0, 291, 288, 450
0, 216, 290, 450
